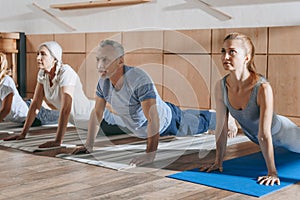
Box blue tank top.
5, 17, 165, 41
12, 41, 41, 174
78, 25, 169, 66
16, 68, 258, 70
221, 75, 281, 144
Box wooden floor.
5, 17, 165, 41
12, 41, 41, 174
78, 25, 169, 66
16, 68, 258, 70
0, 132, 300, 199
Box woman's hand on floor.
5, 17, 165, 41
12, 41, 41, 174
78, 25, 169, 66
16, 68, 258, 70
129, 151, 156, 167
227, 127, 238, 138
72, 146, 90, 154
228, 122, 238, 138
38, 140, 61, 148
3, 134, 25, 141
199, 162, 223, 173
228, 114, 238, 138
257, 174, 280, 186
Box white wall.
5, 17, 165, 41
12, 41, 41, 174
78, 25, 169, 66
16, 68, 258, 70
0, 0, 300, 34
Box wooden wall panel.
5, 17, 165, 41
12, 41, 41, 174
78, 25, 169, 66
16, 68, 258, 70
122, 31, 163, 54
268, 55, 300, 116
26, 53, 39, 97
0, 39, 17, 52
269, 26, 300, 54
62, 54, 86, 73
24, 26, 300, 123
86, 32, 122, 52
125, 53, 163, 96
212, 28, 268, 54
289, 117, 300, 126
26, 34, 54, 53
85, 53, 100, 99
255, 55, 268, 76
62, 53, 87, 96
6, 55, 12, 70
164, 54, 211, 109
164, 29, 211, 54
54, 33, 85, 53
0, 33, 19, 85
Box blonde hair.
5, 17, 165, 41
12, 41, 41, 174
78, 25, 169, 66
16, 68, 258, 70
223, 32, 259, 81
0, 52, 9, 85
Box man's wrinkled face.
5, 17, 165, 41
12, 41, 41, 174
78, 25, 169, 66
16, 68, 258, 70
96, 45, 121, 79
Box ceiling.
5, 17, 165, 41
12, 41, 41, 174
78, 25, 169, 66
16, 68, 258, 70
0, 0, 299, 34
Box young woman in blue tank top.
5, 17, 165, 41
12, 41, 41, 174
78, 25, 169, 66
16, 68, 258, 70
200, 32, 300, 186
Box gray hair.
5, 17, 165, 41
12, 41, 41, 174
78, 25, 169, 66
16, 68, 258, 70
99, 40, 124, 58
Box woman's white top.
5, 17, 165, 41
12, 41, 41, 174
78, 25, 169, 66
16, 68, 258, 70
37, 64, 94, 129
0, 75, 28, 123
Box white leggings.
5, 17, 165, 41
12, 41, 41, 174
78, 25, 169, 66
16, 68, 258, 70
272, 115, 300, 153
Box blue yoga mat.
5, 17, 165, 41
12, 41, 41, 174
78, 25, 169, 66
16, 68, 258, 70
167, 148, 300, 197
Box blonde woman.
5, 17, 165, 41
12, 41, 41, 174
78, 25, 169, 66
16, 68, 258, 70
200, 33, 300, 186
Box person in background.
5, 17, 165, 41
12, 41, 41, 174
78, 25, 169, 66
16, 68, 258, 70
200, 32, 300, 186
0, 52, 59, 126
3, 41, 96, 148
73, 40, 238, 166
